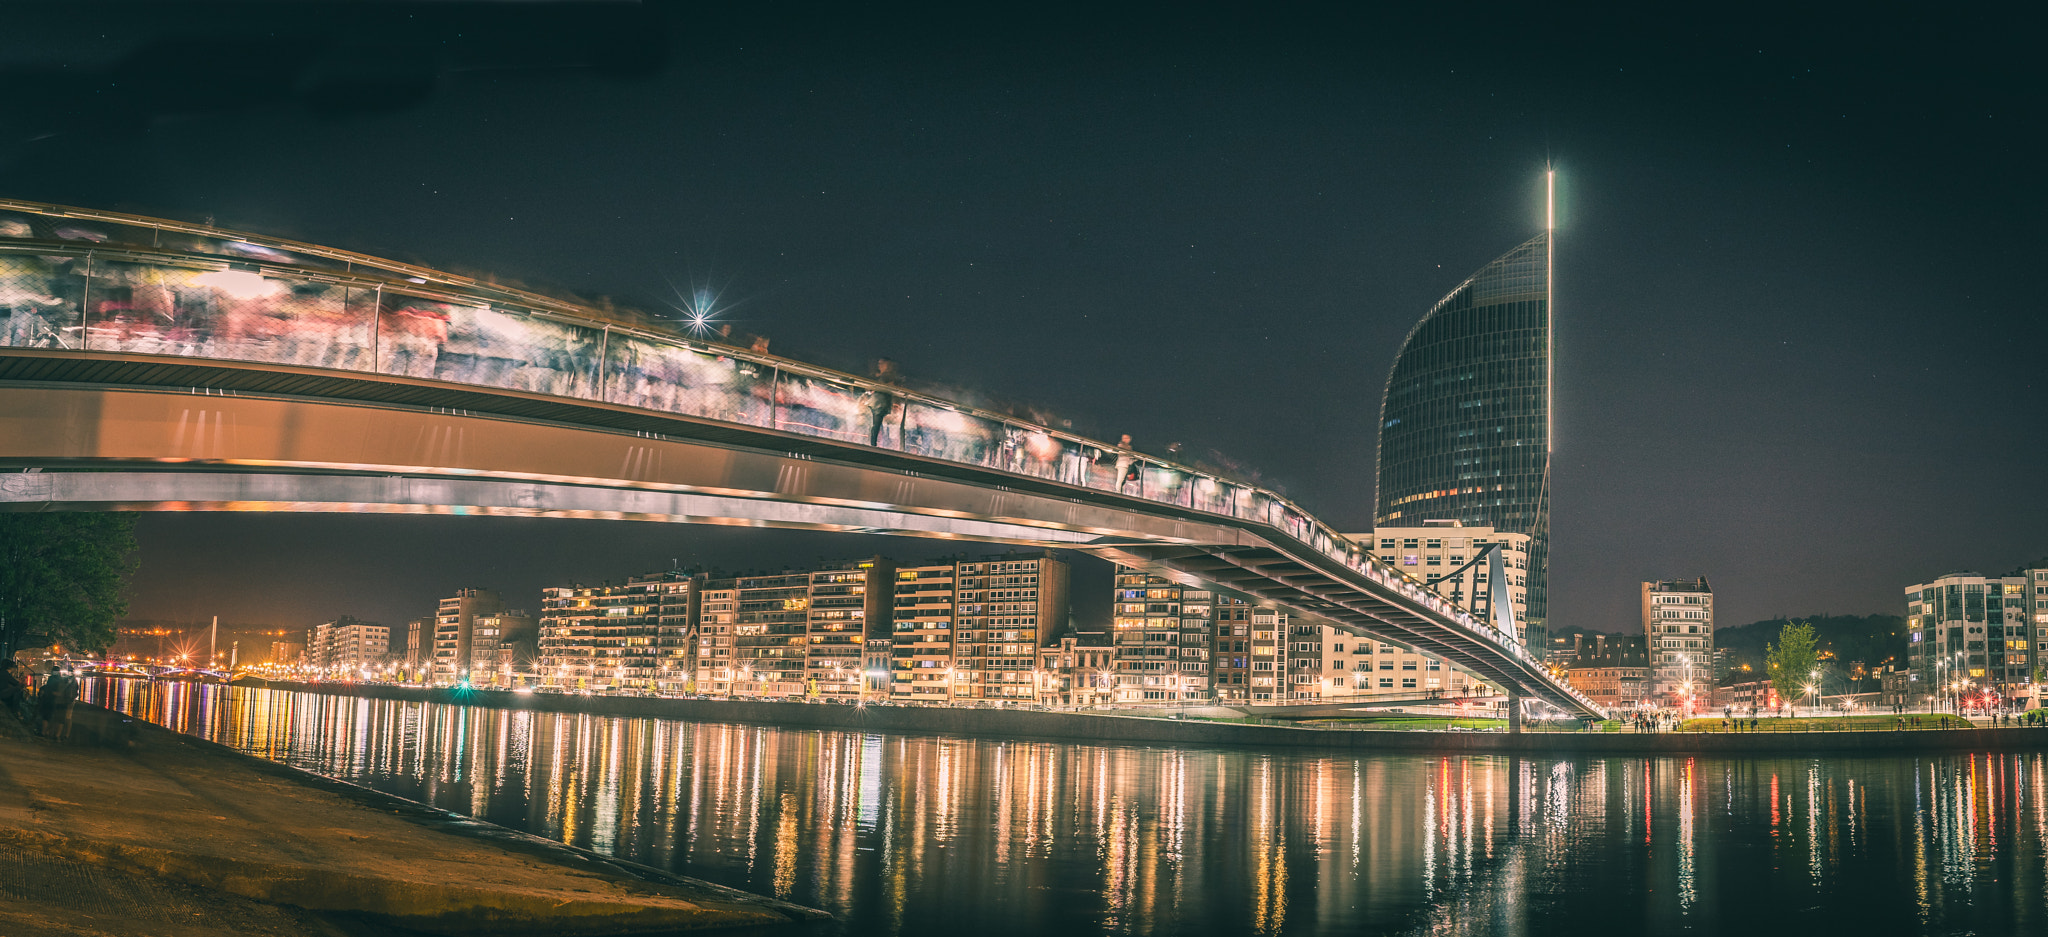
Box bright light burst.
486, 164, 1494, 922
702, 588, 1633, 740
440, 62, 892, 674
664, 277, 737, 336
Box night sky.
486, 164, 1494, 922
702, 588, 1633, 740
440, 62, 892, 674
5, 4, 2042, 636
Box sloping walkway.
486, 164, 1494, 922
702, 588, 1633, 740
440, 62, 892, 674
0, 704, 822, 936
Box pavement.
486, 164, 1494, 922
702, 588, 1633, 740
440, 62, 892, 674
0, 702, 825, 936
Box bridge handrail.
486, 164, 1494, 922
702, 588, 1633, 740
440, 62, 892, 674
0, 199, 1587, 706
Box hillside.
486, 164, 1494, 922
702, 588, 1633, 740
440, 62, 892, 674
1715, 614, 1907, 685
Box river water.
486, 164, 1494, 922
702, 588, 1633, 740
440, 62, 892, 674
87, 680, 2048, 937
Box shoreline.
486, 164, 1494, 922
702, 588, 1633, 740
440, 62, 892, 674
222, 680, 2048, 756
1, 701, 826, 936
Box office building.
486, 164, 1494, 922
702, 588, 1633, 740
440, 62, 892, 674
1375, 217, 1553, 652
1642, 578, 1714, 706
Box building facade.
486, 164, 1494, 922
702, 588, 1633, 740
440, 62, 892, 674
954, 555, 1070, 700
1905, 569, 2044, 706
1642, 578, 1714, 707
1285, 625, 1482, 701
1362, 521, 1531, 640
885, 554, 1071, 702
536, 571, 699, 693
732, 572, 811, 697
1111, 567, 1214, 703
432, 588, 505, 682
1211, 595, 1254, 701
1374, 226, 1552, 652
695, 578, 738, 692
891, 562, 960, 702
1035, 633, 1114, 707
308, 617, 387, 672
1563, 634, 1649, 710
806, 558, 895, 700
468, 609, 537, 685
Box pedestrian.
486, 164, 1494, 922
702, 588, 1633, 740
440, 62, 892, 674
37, 667, 79, 741
1113, 435, 1138, 493
0, 660, 29, 724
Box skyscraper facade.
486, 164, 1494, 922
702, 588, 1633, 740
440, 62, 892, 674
1375, 227, 1552, 649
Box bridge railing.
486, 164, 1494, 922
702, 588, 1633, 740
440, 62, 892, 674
0, 200, 1582, 700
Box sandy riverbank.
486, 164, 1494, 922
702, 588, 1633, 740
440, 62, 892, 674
0, 702, 825, 937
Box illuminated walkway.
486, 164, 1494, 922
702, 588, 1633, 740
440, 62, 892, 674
0, 198, 1598, 716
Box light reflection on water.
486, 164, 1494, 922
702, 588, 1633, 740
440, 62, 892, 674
90, 680, 2048, 936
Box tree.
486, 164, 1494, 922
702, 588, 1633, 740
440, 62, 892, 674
1766, 621, 1820, 707
0, 513, 138, 657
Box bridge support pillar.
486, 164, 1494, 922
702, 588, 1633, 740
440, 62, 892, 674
1508, 693, 1524, 734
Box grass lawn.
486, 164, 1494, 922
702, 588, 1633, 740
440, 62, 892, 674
1678, 714, 1972, 733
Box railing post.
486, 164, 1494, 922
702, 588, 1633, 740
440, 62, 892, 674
371, 285, 382, 370
80, 251, 93, 350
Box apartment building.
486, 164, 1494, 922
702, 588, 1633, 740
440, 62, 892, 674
732, 572, 811, 697
1247, 607, 1283, 701
1286, 625, 1475, 701
952, 554, 1070, 700
432, 588, 505, 682
1036, 633, 1114, 707
1111, 567, 1214, 703
397, 618, 430, 680
806, 558, 895, 700
695, 578, 738, 692
885, 553, 1071, 702
1212, 595, 1254, 701
1643, 578, 1714, 705
536, 571, 699, 693
1906, 569, 2044, 704
467, 609, 537, 686
1361, 520, 1532, 647
308, 617, 388, 672
1563, 634, 1650, 709
891, 562, 960, 702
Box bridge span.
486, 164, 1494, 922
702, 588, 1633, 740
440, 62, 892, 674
0, 198, 1599, 717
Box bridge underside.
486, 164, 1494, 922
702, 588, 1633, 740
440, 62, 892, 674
0, 352, 1599, 717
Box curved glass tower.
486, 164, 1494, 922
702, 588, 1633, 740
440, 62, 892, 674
1375, 229, 1551, 637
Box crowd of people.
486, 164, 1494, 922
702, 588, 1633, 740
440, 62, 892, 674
0, 659, 79, 741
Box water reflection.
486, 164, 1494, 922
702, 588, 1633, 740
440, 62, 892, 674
90, 681, 2048, 937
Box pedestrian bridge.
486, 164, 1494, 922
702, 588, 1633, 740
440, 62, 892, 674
0, 198, 1599, 717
